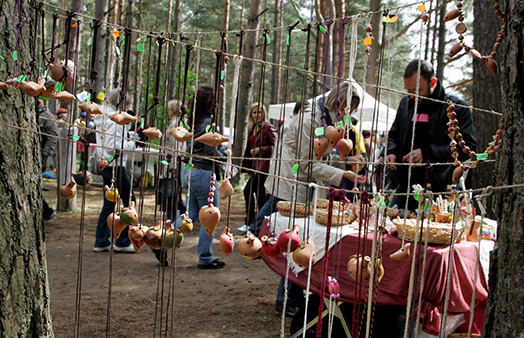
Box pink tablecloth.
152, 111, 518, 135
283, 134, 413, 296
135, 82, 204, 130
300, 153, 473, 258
262, 226, 488, 335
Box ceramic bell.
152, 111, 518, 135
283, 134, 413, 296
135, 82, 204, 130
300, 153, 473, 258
179, 213, 194, 234
238, 234, 262, 259
336, 138, 353, 161
109, 111, 137, 125
107, 212, 126, 239
325, 125, 345, 147
142, 127, 162, 140
49, 59, 76, 85
54, 91, 76, 103
219, 179, 234, 199
168, 126, 193, 142
389, 243, 411, 261
194, 132, 229, 147
72, 170, 93, 187
219, 227, 234, 255
198, 203, 221, 236
163, 229, 183, 250
278, 224, 301, 252
261, 235, 281, 258
314, 138, 329, 160
292, 235, 316, 268
59, 181, 77, 199
104, 185, 119, 202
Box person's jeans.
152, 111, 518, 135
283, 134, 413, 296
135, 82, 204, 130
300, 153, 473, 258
95, 166, 135, 248
277, 278, 304, 307
181, 167, 218, 265
251, 195, 282, 235
243, 173, 268, 227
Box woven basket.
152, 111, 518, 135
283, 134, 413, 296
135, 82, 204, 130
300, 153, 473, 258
276, 201, 313, 217
315, 208, 357, 226
393, 218, 465, 245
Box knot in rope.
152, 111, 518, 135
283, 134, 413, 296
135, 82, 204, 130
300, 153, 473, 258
334, 188, 345, 199
328, 186, 336, 197
361, 191, 370, 204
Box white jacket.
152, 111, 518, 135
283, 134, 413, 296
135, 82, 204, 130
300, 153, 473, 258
93, 103, 135, 167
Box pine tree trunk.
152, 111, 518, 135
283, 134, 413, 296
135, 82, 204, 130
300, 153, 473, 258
483, 0, 524, 335
0, 0, 53, 334
435, 3, 446, 79
365, 1, 382, 95
270, 0, 282, 104
166, 0, 181, 100
94, 0, 109, 97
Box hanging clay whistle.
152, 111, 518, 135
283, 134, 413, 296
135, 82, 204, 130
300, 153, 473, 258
39, 80, 56, 99
59, 181, 77, 199
444, 9, 461, 22
448, 42, 463, 57
469, 49, 482, 60
238, 233, 262, 259
198, 203, 221, 236
453, 165, 464, 183
325, 125, 345, 147
219, 179, 235, 199
260, 235, 281, 258
128, 224, 148, 252
120, 201, 138, 226
104, 185, 120, 202
389, 243, 411, 261
97, 157, 109, 172
278, 224, 301, 252
143, 226, 163, 250
375, 259, 385, 283
19, 81, 45, 97
5, 77, 21, 88
314, 137, 329, 160
49, 59, 76, 85
164, 229, 184, 250
0, 82, 8, 90
168, 126, 193, 142
219, 227, 234, 255
347, 255, 372, 281
142, 127, 162, 140
79, 101, 103, 115
109, 111, 137, 125
336, 138, 353, 161
194, 132, 229, 147
328, 276, 340, 300
72, 170, 93, 187
107, 212, 126, 239
486, 56, 498, 75
179, 213, 194, 233
292, 235, 316, 268
54, 90, 76, 103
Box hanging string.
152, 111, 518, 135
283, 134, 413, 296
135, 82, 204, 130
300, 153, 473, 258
302, 182, 318, 337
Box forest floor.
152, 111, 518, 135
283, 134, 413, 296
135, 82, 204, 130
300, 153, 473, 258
43, 176, 291, 337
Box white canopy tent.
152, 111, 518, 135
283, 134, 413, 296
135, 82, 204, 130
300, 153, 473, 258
268, 81, 397, 131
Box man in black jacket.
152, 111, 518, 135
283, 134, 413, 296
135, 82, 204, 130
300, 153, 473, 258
385, 60, 476, 210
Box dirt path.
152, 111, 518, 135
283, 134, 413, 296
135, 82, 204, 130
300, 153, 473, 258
43, 178, 291, 337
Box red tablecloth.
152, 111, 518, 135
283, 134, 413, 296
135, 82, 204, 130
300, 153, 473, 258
262, 226, 488, 335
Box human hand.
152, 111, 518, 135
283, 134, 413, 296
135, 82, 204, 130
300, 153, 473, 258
385, 154, 397, 170
250, 147, 260, 156
343, 171, 367, 185
402, 149, 423, 163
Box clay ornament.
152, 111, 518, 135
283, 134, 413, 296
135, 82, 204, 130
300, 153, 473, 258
292, 235, 316, 268
448, 42, 464, 58
238, 234, 262, 259
97, 158, 109, 172
79, 101, 103, 115
486, 56, 498, 75
389, 243, 411, 261
168, 126, 193, 142
5, 77, 21, 88
142, 127, 162, 140
104, 185, 120, 202
278, 224, 301, 252
198, 203, 221, 236
19, 81, 45, 97
347, 255, 384, 283
143, 227, 163, 250
109, 111, 137, 125
164, 229, 184, 250
179, 213, 194, 234
325, 126, 345, 147
49, 59, 76, 86
194, 132, 229, 147
261, 235, 281, 258
54, 90, 76, 103
59, 181, 77, 199
0, 82, 8, 90
328, 276, 340, 300
107, 212, 126, 239
72, 170, 93, 187
219, 227, 234, 255
444, 9, 461, 22
314, 137, 329, 160
219, 179, 235, 199
120, 202, 138, 226
336, 138, 353, 161
128, 224, 147, 252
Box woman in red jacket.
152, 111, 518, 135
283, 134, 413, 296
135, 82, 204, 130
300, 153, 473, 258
240, 103, 277, 234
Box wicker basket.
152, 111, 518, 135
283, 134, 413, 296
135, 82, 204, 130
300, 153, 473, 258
315, 208, 357, 226
276, 201, 313, 217
393, 218, 465, 245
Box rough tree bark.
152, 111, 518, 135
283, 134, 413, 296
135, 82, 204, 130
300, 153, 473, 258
483, 0, 524, 335
0, 0, 53, 335
435, 1, 446, 80
94, 0, 109, 97
270, 0, 282, 104
365, 0, 382, 94
166, 0, 181, 100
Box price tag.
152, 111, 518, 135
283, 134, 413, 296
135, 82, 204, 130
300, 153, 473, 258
206, 125, 212, 133
55, 82, 63, 93
72, 135, 80, 140
286, 35, 290, 46
220, 70, 224, 80
87, 37, 92, 46
108, 156, 114, 162
160, 160, 170, 165
477, 153, 488, 160
265, 34, 271, 44
336, 121, 344, 127
319, 26, 327, 34
122, 36, 125, 45
137, 43, 144, 52
343, 115, 350, 124
292, 164, 299, 174
12, 50, 18, 61
186, 162, 194, 170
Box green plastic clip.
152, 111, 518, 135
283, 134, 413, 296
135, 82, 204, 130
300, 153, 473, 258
72, 135, 80, 140
220, 70, 225, 80
343, 114, 350, 124
315, 127, 324, 136
336, 121, 344, 127
122, 36, 125, 45
477, 153, 488, 160
265, 34, 271, 44
183, 122, 190, 130
319, 26, 327, 34
115, 46, 121, 56
108, 156, 114, 162
137, 43, 144, 52
286, 35, 290, 46
55, 82, 63, 93
87, 37, 92, 46
292, 164, 299, 174
160, 160, 170, 165
86, 93, 91, 104
206, 125, 212, 133
140, 118, 145, 129
414, 193, 420, 202
186, 162, 194, 170
12, 50, 18, 61
0, 55, 5, 61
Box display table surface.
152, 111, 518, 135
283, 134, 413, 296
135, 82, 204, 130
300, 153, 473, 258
261, 213, 488, 335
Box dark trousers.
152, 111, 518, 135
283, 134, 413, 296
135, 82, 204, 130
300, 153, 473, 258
243, 173, 268, 227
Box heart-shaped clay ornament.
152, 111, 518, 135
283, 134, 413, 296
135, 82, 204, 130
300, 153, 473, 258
336, 138, 353, 161
198, 203, 221, 236
219, 179, 235, 199
325, 126, 345, 147
168, 126, 193, 142
314, 138, 329, 160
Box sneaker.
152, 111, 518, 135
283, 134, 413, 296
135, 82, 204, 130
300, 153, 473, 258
44, 211, 56, 224
197, 259, 225, 269
237, 224, 248, 234
113, 243, 135, 253
93, 245, 111, 252
275, 300, 299, 318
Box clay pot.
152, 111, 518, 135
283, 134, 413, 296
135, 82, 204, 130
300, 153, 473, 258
486, 56, 498, 75
164, 229, 184, 250
168, 126, 193, 142
128, 224, 148, 241
104, 185, 120, 202
107, 213, 126, 239
97, 158, 109, 172
19, 81, 45, 97
347, 255, 385, 283
142, 127, 162, 140
49, 59, 76, 85
79, 101, 103, 115
389, 243, 411, 261
120, 203, 138, 226
336, 138, 353, 161
0, 82, 8, 90
219, 179, 235, 199
198, 203, 221, 236
109, 111, 137, 125
143, 227, 163, 250
444, 9, 461, 22
219, 227, 234, 255
278, 224, 301, 253
72, 170, 93, 187
194, 132, 229, 147
325, 126, 345, 147
314, 138, 329, 160
179, 213, 194, 234
261, 235, 281, 258
292, 236, 316, 268
59, 181, 77, 199
448, 42, 463, 58
238, 234, 262, 259
54, 90, 76, 103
